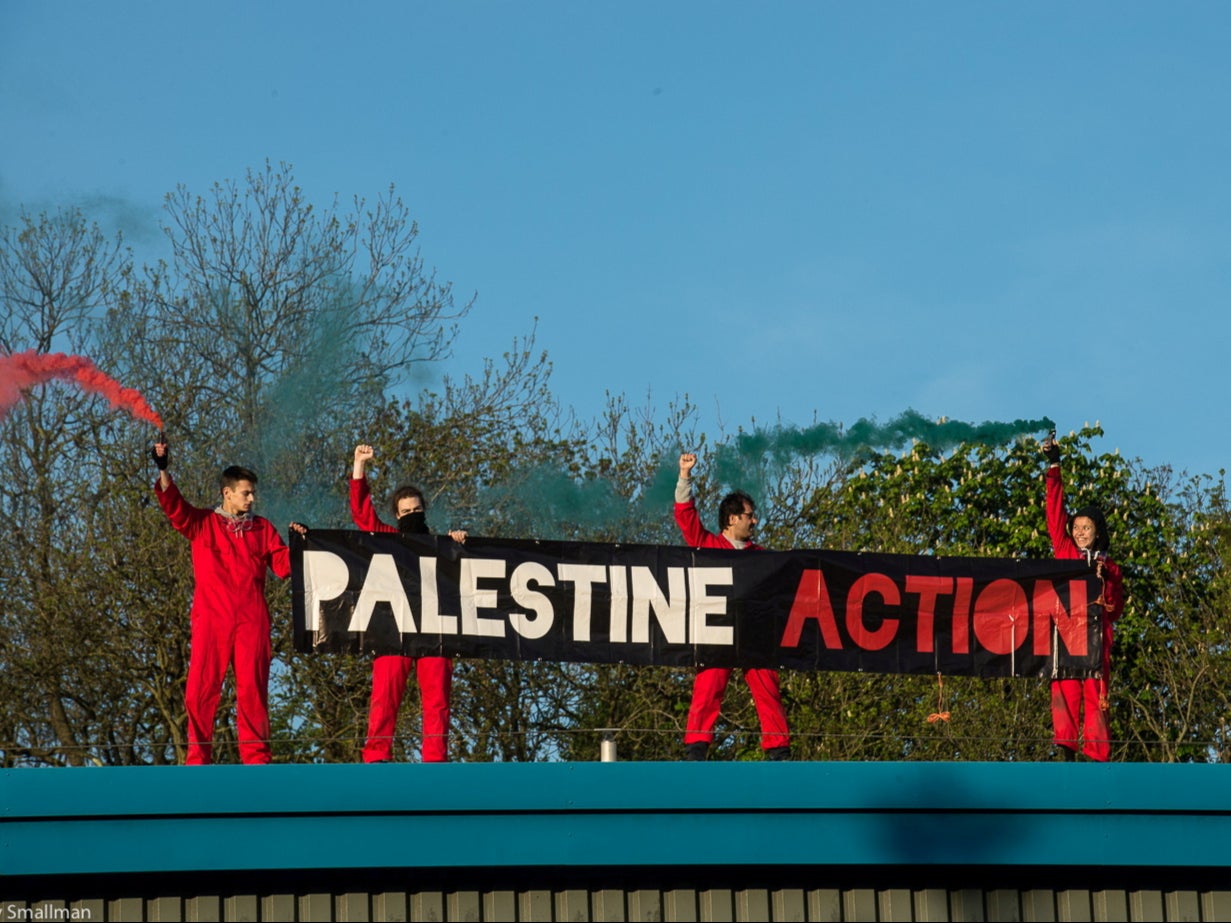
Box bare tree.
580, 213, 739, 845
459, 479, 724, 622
0, 208, 146, 766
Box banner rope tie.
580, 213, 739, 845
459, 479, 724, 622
927, 672, 950, 723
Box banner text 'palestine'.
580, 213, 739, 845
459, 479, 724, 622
292, 531, 1105, 678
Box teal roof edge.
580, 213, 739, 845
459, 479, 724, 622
2, 761, 1227, 877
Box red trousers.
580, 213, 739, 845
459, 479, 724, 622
184, 610, 271, 765
684, 666, 790, 750
1051, 678, 1110, 762
363, 655, 453, 762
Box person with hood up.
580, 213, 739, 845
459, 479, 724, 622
1042, 432, 1125, 762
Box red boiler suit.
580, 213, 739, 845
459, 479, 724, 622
1045, 466, 1125, 762
350, 476, 452, 763
674, 498, 791, 752
155, 478, 291, 765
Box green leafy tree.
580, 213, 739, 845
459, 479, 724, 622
765, 425, 1230, 762
6, 180, 1230, 769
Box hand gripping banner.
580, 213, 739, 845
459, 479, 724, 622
291, 531, 1105, 678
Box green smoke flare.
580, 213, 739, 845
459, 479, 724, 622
711, 410, 1054, 496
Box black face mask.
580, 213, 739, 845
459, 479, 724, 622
397, 511, 428, 535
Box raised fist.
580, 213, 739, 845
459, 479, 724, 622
151, 438, 170, 471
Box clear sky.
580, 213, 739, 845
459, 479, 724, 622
3, 2, 1228, 478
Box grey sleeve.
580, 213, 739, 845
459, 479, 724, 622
675, 477, 693, 505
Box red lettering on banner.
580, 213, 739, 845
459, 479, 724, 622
905, 575, 953, 654
846, 572, 901, 651
781, 569, 843, 648
951, 577, 973, 653
1032, 579, 1089, 657
972, 579, 1029, 655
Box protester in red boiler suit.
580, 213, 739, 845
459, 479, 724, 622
674, 452, 791, 761
152, 438, 304, 765
1042, 433, 1125, 762
350, 443, 466, 763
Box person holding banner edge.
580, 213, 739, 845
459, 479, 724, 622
1042, 432, 1125, 762
151, 437, 305, 765
674, 452, 792, 761
351, 443, 466, 763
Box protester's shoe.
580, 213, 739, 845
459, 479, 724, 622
765, 746, 792, 762
684, 742, 709, 761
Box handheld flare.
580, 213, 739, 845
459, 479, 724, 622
151, 431, 170, 471
1042, 429, 1060, 466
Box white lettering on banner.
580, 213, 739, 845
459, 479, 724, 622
297, 535, 1104, 675
460, 558, 507, 638
509, 561, 556, 639
418, 557, 459, 634
608, 565, 628, 643
630, 566, 687, 645
690, 566, 735, 645
302, 550, 349, 631
351, 554, 417, 633
308, 549, 740, 646
557, 563, 606, 642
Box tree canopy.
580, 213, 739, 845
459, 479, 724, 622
2, 164, 1227, 766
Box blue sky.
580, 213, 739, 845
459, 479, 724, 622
2, 2, 1228, 478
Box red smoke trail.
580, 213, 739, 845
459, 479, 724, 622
0, 350, 164, 429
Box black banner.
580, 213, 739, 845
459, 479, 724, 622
291, 531, 1105, 678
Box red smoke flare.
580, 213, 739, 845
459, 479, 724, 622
0, 350, 164, 429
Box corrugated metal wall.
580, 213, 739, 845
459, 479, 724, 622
3, 884, 1231, 921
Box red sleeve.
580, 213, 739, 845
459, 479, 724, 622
674, 498, 714, 548
1100, 557, 1125, 622
1045, 466, 1077, 558
672, 499, 760, 550
266, 524, 292, 580
1047, 467, 1124, 619
154, 477, 207, 539
350, 475, 395, 532
252, 521, 292, 578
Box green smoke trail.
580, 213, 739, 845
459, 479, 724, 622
453, 451, 684, 543
487, 465, 627, 537
244, 281, 367, 529
710, 410, 1055, 496
455, 411, 1054, 541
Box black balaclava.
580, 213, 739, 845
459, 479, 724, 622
397, 511, 429, 535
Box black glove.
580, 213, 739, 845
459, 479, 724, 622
151, 441, 170, 470
1042, 434, 1060, 465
